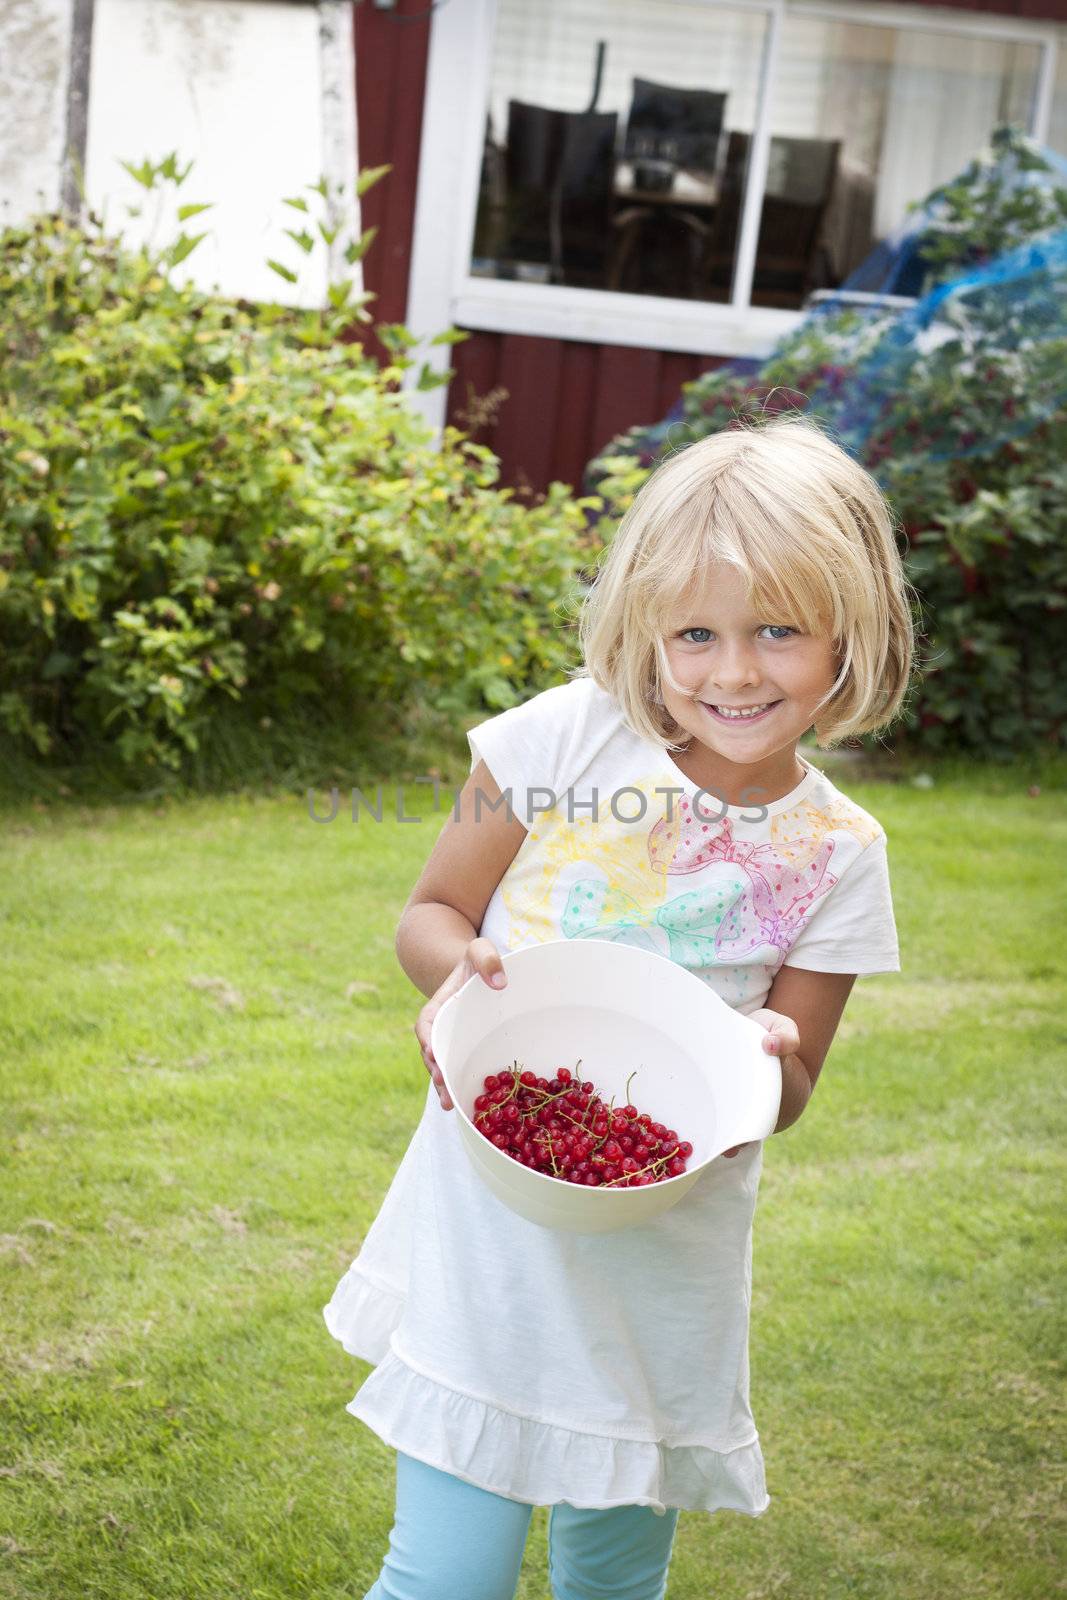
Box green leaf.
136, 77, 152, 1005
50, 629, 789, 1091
430, 328, 471, 347
356, 164, 392, 198
377, 323, 416, 354
42, 651, 76, 680
166, 232, 207, 268
266, 259, 298, 284
177, 202, 214, 222
343, 226, 378, 266
160, 151, 194, 187
119, 158, 156, 190
416, 363, 450, 392
481, 675, 515, 708
283, 228, 315, 256
283, 196, 310, 213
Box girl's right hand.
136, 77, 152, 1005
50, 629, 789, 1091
415, 938, 507, 1111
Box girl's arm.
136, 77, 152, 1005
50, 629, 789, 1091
724, 965, 857, 1157
397, 760, 528, 1107
396, 759, 527, 996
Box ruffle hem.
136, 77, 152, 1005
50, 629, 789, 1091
322, 1264, 771, 1519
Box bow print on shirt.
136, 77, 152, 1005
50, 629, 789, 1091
647, 799, 840, 960
561, 873, 748, 970
771, 795, 881, 857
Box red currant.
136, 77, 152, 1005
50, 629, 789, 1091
474, 1064, 694, 1192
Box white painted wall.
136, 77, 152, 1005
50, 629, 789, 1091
0, 0, 73, 224
0, 0, 359, 307
86, 0, 339, 305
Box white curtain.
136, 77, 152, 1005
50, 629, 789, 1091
487, 0, 766, 140
875, 30, 1039, 237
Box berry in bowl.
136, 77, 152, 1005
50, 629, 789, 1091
430, 939, 781, 1233
472, 1059, 695, 1188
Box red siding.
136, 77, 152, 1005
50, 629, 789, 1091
353, 0, 432, 361
447, 333, 729, 494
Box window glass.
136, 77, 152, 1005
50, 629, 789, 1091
470, 0, 1051, 313
470, 0, 769, 304
742, 17, 1042, 308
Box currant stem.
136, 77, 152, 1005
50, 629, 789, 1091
474, 1063, 685, 1187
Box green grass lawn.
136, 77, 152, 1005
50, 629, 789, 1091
2, 755, 1065, 1599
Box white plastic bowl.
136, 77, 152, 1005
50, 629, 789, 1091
430, 939, 781, 1234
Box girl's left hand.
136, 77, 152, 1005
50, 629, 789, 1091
721, 1007, 801, 1159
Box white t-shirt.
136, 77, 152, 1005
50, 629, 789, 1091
323, 675, 900, 1516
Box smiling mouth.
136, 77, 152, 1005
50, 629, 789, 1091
701, 701, 782, 723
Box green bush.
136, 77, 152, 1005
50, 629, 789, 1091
0, 166, 598, 783
587, 128, 1067, 759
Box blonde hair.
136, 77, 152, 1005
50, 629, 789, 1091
574, 415, 918, 753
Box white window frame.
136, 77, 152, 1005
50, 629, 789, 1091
405, 0, 1060, 426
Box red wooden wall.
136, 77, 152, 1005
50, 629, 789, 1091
353, 0, 1065, 494
352, 0, 433, 354
448, 335, 729, 495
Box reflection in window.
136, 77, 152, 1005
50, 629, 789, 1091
1049, 36, 1067, 160
470, 0, 1048, 312
471, 0, 767, 303
742, 16, 1042, 306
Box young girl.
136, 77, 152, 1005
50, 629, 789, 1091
324, 415, 915, 1600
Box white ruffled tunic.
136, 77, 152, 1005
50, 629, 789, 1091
323, 677, 900, 1515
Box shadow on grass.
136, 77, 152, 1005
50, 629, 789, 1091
1, 699, 1064, 813
0, 699, 468, 810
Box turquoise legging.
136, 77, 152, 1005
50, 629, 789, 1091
364, 1452, 680, 1600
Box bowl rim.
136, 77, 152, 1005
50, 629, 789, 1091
432, 939, 744, 1201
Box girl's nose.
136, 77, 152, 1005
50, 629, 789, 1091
706, 642, 762, 695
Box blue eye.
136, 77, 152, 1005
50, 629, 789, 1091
679, 625, 796, 644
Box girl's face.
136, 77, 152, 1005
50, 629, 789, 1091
660, 560, 840, 785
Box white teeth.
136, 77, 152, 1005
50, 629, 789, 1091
712, 703, 774, 720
